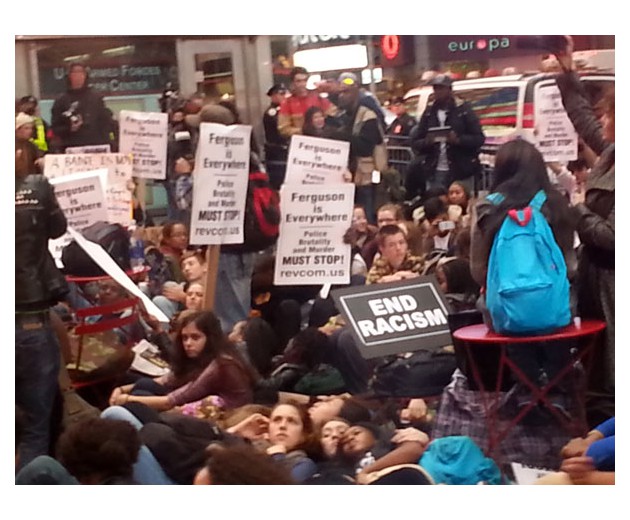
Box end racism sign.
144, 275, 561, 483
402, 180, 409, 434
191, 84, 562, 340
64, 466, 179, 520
332, 276, 452, 359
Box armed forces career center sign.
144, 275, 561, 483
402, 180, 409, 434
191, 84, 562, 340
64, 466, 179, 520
332, 276, 452, 359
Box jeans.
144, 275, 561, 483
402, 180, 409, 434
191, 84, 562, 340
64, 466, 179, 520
355, 184, 376, 224
214, 251, 255, 333
152, 294, 183, 322
15, 455, 79, 485
15, 313, 61, 470
426, 169, 450, 192
101, 406, 176, 485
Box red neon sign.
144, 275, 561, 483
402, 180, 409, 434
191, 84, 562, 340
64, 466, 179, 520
381, 35, 401, 60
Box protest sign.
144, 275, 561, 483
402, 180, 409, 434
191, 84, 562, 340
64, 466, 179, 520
48, 170, 109, 266
65, 144, 111, 154
274, 183, 354, 286
535, 84, 578, 162
190, 123, 251, 245
285, 135, 349, 184
119, 110, 168, 180
332, 276, 452, 359
67, 227, 169, 323
44, 153, 133, 225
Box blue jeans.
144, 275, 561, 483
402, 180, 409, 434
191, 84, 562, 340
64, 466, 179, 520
214, 251, 255, 333
152, 294, 183, 322
15, 313, 61, 470
355, 184, 376, 224
426, 169, 451, 192
101, 406, 176, 485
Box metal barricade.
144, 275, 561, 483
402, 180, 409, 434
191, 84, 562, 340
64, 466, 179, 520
385, 135, 414, 175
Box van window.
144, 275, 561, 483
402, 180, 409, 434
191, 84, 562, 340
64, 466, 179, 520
456, 86, 519, 131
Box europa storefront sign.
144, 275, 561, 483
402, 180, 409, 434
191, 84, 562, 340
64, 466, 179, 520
39, 63, 178, 98
430, 35, 540, 61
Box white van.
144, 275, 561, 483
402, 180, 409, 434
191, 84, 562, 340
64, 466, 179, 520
405, 70, 614, 150
405, 49, 614, 150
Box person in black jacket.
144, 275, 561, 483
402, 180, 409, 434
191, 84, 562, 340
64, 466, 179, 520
15, 146, 69, 469
411, 74, 485, 193
50, 62, 114, 152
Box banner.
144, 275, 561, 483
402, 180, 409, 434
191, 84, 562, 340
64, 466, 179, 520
44, 153, 133, 225
48, 169, 109, 266
190, 123, 251, 245
285, 135, 349, 184
119, 110, 168, 180
331, 277, 452, 359
274, 183, 354, 286
65, 144, 111, 154
535, 84, 578, 162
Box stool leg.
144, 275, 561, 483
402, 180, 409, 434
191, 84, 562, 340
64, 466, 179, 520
463, 341, 501, 457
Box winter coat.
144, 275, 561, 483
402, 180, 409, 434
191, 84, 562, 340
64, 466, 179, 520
556, 70, 615, 398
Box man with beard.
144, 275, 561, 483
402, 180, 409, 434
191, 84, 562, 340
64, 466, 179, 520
327, 72, 386, 224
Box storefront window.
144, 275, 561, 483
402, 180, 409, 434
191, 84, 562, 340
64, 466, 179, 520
36, 37, 178, 100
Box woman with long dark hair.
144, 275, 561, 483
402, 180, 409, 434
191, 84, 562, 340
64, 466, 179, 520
469, 139, 577, 424
471, 138, 576, 287
109, 311, 257, 410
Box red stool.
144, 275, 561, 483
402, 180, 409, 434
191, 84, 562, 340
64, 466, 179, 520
452, 320, 606, 457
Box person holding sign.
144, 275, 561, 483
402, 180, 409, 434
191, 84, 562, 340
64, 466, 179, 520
326, 72, 386, 224
366, 225, 424, 285
554, 36, 615, 422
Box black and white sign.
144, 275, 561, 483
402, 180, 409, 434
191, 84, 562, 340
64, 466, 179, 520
274, 183, 354, 285
535, 84, 578, 162
332, 276, 452, 359
190, 123, 251, 245
119, 110, 168, 180
286, 135, 349, 185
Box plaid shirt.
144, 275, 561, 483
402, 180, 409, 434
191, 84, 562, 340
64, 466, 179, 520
366, 253, 425, 285
432, 370, 581, 472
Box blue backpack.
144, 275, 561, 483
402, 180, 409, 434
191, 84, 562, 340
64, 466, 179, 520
485, 190, 570, 335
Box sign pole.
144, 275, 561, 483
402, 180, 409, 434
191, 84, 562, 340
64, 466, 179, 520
136, 178, 147, 224
202, 245, 221, 311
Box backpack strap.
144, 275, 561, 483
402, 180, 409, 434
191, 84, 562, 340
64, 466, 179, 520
529, 190, 547, 210
486, 192, 505, 205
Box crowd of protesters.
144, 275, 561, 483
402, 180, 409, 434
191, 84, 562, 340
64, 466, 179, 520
15, 36, 614, 485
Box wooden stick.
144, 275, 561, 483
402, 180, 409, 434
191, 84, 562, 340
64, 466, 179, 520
202, 245, 221, 311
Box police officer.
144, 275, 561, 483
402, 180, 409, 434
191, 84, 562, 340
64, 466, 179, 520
17, 95, 50, 154
386, 96, 416, 139
263, 84, 288, 189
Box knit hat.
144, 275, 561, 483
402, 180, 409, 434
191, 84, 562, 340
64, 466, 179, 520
186, 104, 235, 128
16, 112, 35, 130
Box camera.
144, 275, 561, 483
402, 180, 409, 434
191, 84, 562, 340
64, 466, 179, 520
516, 35, 568, 53
159, 82, 181, 113
62, 101, 81, 125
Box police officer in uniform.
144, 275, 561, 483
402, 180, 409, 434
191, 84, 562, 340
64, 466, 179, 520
386, 96, 416, 139
263, 84, 288, 189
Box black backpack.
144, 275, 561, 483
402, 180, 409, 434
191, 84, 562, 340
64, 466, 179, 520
242, 171, 281, 252
61, 221, 131, 277
369, 349, 457, 398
